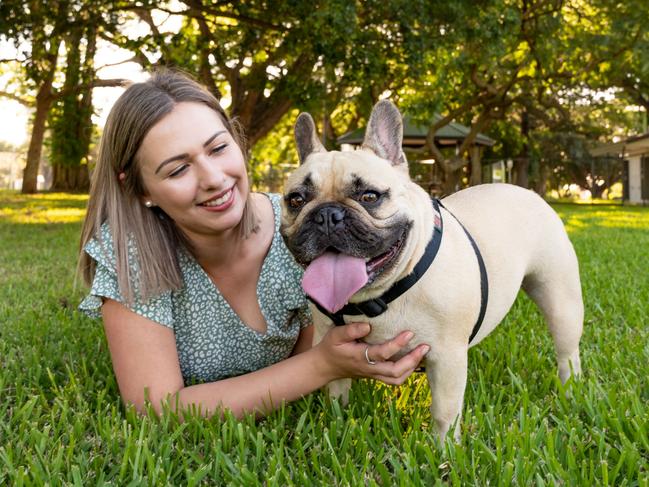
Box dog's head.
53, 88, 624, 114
280, 100, 432, 311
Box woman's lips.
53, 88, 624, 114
199, 187, 235, 211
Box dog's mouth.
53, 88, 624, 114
364, 229, 408, 284
300, 226, 410, 314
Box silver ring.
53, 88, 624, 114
364, 346, 376, 365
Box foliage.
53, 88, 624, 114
100, 0, 449, 147
1, 1, 647, 193
47, 20, 97, 191
0, 140, 18, 152
249, 109, 300, 192
398, 0, 648, 192
0, 0, 125, 193
1, 191, 648, 484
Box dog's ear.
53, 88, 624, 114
295, 113, 326, 164
362, 100, 405, 166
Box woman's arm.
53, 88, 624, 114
291, 324, 314, 355
102, 299, 429, 418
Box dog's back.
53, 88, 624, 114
441, 184, 583, 379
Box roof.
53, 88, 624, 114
589, 132, 649, 158
337, 114, 496, 148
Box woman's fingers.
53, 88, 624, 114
368, 343, 430, 379
330, 322, 371, 344
322, 323, 430, 384
365, 330, 415, 362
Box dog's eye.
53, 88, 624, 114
288, 194, 305, 209
360, 191, 380, 204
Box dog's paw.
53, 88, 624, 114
326, 378, 352, 406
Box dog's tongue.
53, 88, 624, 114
302, 252, 368, 313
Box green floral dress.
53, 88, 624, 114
79, 193, 311, 384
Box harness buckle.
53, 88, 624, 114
357, 298, 388, 317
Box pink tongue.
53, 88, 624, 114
302, 252, 368, 313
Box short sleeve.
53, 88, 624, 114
78, 228, 174, 329
295, 302, 312, 329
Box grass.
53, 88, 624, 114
1, 188, 648, 485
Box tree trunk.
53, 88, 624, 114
535, 160, 550, 196
21, 85, 54, 194
513, 109, 530, 188
470, 146, 482, 186
591, 182, 606, 199
51, 164, 89, 192
513, 158, 530, 188
442, 168, 462, 195
243, 98, 293, 146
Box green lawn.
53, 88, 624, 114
1, 190, 647, 485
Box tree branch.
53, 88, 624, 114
178, 2, 283, 31
53, 78, 128, 100
0, 90, 31, 107
98, 30, 153, 68
95, 56, 141, 72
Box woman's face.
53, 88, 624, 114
136, 102, 249, 241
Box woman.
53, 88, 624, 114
78, 70, 430, 418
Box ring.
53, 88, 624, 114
364, 346, 376, 365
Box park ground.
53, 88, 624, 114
0, 190, 647, 485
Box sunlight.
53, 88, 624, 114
0, 99, 29, 147
0, 207, 86, 224
0, 191, 88, 223
558, 207, 649, 234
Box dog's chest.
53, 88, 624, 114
345, 293, 442, 351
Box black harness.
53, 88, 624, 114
308, 198, 489, 345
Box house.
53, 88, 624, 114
0, 151, 23, 190
591, 133, 649, 204
337, 115, 496, 194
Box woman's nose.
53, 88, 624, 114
195, 154, 225, 190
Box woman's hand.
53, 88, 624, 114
315, 322, 430, 385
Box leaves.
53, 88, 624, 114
1, 0, 646, 192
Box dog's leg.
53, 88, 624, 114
312, 319, 352, 405
523, 268, 583, 384
425, 343, 468, 441
326, 378, 352, 405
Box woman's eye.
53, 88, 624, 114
360, 191, 380, 203
210, 143, 227, 155
288, 194, 305, 209
168, 164, 189, 178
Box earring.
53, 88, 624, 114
144, 201, 153, 208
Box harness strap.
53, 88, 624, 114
436, 200, 489, 344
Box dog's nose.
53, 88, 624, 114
314, 206, 346, 233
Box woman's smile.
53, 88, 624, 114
198, 185, 235, 211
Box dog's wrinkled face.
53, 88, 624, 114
283, 152, 412, 282
281, 101, 423, 308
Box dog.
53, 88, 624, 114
280, 100, 583, 439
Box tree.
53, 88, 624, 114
48, 21, 97, 191
102, 1, 454, 145
399, 0, 646, 194
0, 0, 125, 193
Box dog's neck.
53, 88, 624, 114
353, 185, 436, 301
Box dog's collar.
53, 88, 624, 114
308, 198, 488, 345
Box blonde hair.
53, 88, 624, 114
78, 69, 258, 303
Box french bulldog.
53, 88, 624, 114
280, 100, 583, 439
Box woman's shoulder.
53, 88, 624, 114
83, 222, 117, 269
252, 192, 281, 233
